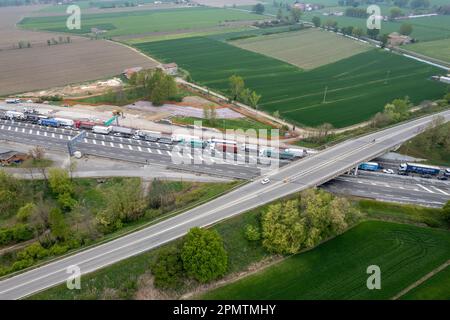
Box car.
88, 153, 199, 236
421, 174, 432, 179
132, 135, 141, 140
382, 169, 394, 174
261, 178, 270, 185
113, 132, 122, 137
437, 176, 448, 181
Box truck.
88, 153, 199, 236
53, 117, 74, 127
172, 134, 198, 143
279, 150, 295, 160
74, 120, 98, 130
284, 148, 307, 158
5, 110, 25, 120
190, 139, 206, 149
215, 143, 237, 154
111, 126, 134, 137
39, 118, 60, 127
5, 98, 20, 104
158, 137, 172, 145
92, 125, 112, 135
399, 162, 441, 176
358, 162, 380, 171
445, 168, 450, 177
25, 114, 40, 123
138, 130, 161, 139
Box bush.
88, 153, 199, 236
11, 258, 33, 272
181, 227, 228, 283
17, 242, 49, 260
0, 224, 34, 245
49, 243, 69, 256
151, 246, 184, 289
245, 224, 261, 241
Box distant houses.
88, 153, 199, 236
122, 67, 143, 79
388, 32, 413, 46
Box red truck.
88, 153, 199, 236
215, 143, 238, 154
74, 120, 99, 130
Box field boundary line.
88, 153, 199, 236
391, 259, 450, 300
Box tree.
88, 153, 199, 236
312, 16, 321, 27
229, 75, 245, 101
290, 7, 302, 23
399, 23, 413, 36
49, 207, 69, 242
443, 201, 450, 224
151, 246, 184, 289
410, 0, 430, 9
245, 224, 261, 241
16, 203, 36, 223
253, 3, 265, 14
97, 178, 146, 232
48, 168, 76, 210
389, 7, 403, 20
181, 227, 228, 283
276, 8, 283, 20
352, 27, 364, 37
261, 200, 306, 254
380, 33, 390, 47
248, 91, 261, 109
367, 28, 380, 39
394, 0, 409, 8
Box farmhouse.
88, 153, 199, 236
123, 67, 143, 79
160, 63, 178, 76
388, 32, 412, 46
0, 147, 29, 166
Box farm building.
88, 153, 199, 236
388, 32, 412, 46
160, 63, 178, 76
122, 67, 143, 79
0, 147, 29, 166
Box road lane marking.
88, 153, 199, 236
157, 149, 162, 155
119, 144, 124, 149
128, 145, 133, 150
92, 140, 97, 145
101, 141, 105, 146
138, 146, 142, 152
110, 142, 114, 147
431, 186, 449, 196
417, 184, 434, 193
147, 148, 152, 153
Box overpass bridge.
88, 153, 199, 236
1, 109, 449, 299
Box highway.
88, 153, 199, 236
0, 110, 449, 299
322, 172, 450, 207
0, 119, 282, 179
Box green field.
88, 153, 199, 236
136, 37, 447, 128
202, 221, 450, 300
406, 39, 450, 64
400, 266, 450, 300
231, 28, 370, 70
19, 7, 264, 37
301, 13, 450, 42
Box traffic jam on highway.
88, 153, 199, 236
0, 103, 308, 165
357, 161, 450, 180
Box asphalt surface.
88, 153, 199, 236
0, 119, 287, 179
0, 109, 449, 299
322, 171, 450, 207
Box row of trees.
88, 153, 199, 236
228, 75, 262, 109
129, 68, 178, 106
258, 189, 361, 254
47, 36, 71, 46
151, 189, 362, 290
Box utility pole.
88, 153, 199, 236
322, 86, 328, 104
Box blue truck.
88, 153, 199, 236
399, 163, 441, 176
358, 162, 380, 171
38, 118, 60, 127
